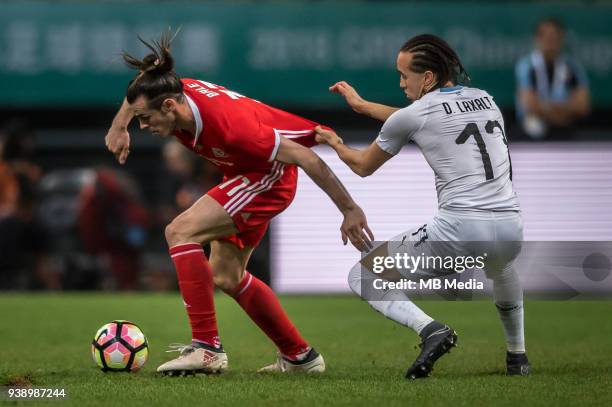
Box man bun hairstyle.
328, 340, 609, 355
400, 34, 470, 92
123, 30, 184, 110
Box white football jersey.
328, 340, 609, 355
376, 86, 520, 212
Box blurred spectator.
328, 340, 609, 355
77, 168, 150, 290
0, 120, 55, 290
515, 18, 590, 140
0, 159, 18, 218
36, 167, 150, 290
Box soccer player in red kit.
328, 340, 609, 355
105, 33, 374, 375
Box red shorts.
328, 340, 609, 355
207, 162, 298, 249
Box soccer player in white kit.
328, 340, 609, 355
315, 34, 529, 379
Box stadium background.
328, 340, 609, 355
1, 2, 611, 406
1, 0, 611, 293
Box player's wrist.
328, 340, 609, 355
340, 202, 357, 214
353, 99, 369, 115
329, 137, 344, 148
110, 121, 129, 131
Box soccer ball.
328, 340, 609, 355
91, 320, 149, 372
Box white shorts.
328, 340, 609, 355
381, 208, 523, 280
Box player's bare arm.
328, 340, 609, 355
105, 98, 134, 164
314, 126, 393, 178
330, 81, 399, 122
274, 137, 374, 251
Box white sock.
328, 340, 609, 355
348, 264, 433, 334
491, 266, 525, 353
370, 298, 434, 334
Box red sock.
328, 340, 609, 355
229, 271, 309, 359
169, 243, 220, 348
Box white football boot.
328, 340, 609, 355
157, 343, 228, 376
258, 348, 325, 373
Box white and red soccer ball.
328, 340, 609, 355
91, 320, 149, 372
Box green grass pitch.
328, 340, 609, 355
1, 294, 611, 406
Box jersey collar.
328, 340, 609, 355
439, 85, 464, 93
185, 93, 203, 147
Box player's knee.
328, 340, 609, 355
165, 220, 187, 246
347, 263, 363, 296
485, 262, 515, 280
164, 216, 204, 246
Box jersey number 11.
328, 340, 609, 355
455, 121, 513, 181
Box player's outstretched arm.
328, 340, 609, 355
314, 126, 392, 178
330, 81, 400, 122
275, 137, 374, 252
105, 98, 134, 164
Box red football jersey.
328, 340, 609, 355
172, 78, 321, 176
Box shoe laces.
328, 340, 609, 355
165, 343, 195, 356
415, 326, 451, 349
273, 353, 289, 372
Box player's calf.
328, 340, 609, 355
209, 249, 245, 293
